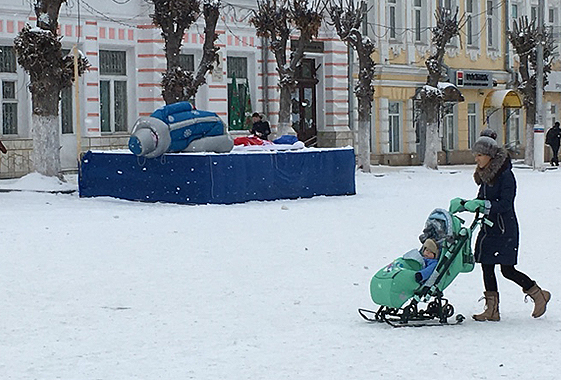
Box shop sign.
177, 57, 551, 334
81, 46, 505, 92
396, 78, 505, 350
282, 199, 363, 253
450, 69, 493, 88
290, 40, 324, 53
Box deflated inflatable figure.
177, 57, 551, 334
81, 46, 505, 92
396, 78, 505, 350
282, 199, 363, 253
128, 101, 234, 158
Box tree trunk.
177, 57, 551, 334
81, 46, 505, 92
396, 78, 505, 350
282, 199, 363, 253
276, 39, 306, 138
356, 97, 371, 172
424, 103, 440, 169
30, 79, 63, 178
163, 34, 184, 105
525, 119, 535, 166
277, 85, 293, 137
523, 91, 536, 166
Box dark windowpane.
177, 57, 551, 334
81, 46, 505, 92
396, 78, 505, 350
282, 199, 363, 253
390, 6, 396, 39
488, 18, 493, 46
467, 16, 473, 45
227, 57, 247, 79
0, 46, 16, 73
2, 103, 17, 134
179, 54, 195, 72
100, 80, 111, 132
100, 50, 127, 75
114, 81, 128, 132
415, 10, 421, 41
302, 60, 313, 78
3, 81, 15, 99
61, 87, 73, 134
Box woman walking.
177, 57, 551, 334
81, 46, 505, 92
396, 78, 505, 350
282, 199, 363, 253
461, 136, 551, 321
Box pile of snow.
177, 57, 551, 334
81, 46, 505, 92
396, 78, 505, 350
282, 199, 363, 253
0, 172, 76, 192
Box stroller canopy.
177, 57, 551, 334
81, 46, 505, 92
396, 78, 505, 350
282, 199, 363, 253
418, 208, 455, 246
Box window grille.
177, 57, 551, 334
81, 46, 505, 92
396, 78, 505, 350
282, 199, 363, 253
467, 103, 477, 149
100, 50, 127, 75
61, 87, 73, 134
227, 57, 248, 79
114, 81, 128, 132
0, 46, 16, 73
2, 80, 17, 135
389, 101, 401, 153
179, 54, 195, 72
61, 49, 73, 134
99, 50, 128, 133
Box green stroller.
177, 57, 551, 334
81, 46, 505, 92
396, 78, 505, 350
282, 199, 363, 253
358, 202, 491, 327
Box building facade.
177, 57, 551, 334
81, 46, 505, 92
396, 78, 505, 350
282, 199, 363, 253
0, 0, 353, 178
367, 0, 561, 165
0, 0, 560, 178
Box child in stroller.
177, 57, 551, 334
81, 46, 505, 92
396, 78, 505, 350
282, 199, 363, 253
415, 239, 440, 284
359, 205, 486, 327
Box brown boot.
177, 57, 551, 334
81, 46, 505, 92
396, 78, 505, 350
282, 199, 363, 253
472, 291, 500, 321
524, 284, 551, 318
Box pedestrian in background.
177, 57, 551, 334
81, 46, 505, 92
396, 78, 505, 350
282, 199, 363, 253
545, 122, 561, 166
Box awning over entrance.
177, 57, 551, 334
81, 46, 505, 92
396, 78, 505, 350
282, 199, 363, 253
483, 89, 523, 109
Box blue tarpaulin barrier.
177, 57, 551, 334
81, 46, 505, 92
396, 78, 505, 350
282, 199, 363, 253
79, 148, 356, 205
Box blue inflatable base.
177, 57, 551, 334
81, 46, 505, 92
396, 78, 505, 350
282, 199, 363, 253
78, 148, 356, 205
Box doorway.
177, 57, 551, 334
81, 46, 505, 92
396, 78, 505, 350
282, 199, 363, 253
291, 59, 318, 146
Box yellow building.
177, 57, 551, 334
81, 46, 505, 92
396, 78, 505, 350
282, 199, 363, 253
366, 0, 561, 165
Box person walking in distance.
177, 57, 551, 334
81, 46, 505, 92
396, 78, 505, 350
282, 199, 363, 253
545, 122, 561, 166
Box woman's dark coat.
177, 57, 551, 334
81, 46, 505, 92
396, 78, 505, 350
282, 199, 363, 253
473, 148, 519, 265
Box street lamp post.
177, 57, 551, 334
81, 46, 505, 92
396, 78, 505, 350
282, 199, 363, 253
534, 0, 545, 170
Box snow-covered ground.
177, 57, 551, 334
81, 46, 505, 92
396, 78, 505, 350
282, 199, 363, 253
1, 164, 559, 379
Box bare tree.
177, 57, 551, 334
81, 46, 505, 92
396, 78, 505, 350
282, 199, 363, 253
327, 0, 375, 172
13, 0, 89, 178
507, 16, 555, 166
251, 0, 322, 137
418, 7, 463, 169
150, 0, 221, 105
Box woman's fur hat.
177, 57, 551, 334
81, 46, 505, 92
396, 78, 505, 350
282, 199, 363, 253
472, 136, 498, 158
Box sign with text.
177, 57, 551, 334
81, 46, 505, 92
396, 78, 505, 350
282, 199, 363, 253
451, 69, 493, 88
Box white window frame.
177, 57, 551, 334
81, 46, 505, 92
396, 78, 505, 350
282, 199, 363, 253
442, 0, 459, 47
387, 0, 403, 42
511, 3, 519, 29
1, 79, 18, 136
0, 45, 18, 136
226, 53, 256, 131
99, 50, 129, 134
548, 8, 556, 24
413, 0, 428, 44
466, 0, 480, 48
441, 104, 456, 151
487, 1, 497, 49
60, 48, 74, 135
388, 101, 401, 153
506, 108, 521, 146
467, 103, 478, 149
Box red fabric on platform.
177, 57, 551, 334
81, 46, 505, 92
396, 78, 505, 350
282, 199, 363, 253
234, 136, 265, 146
